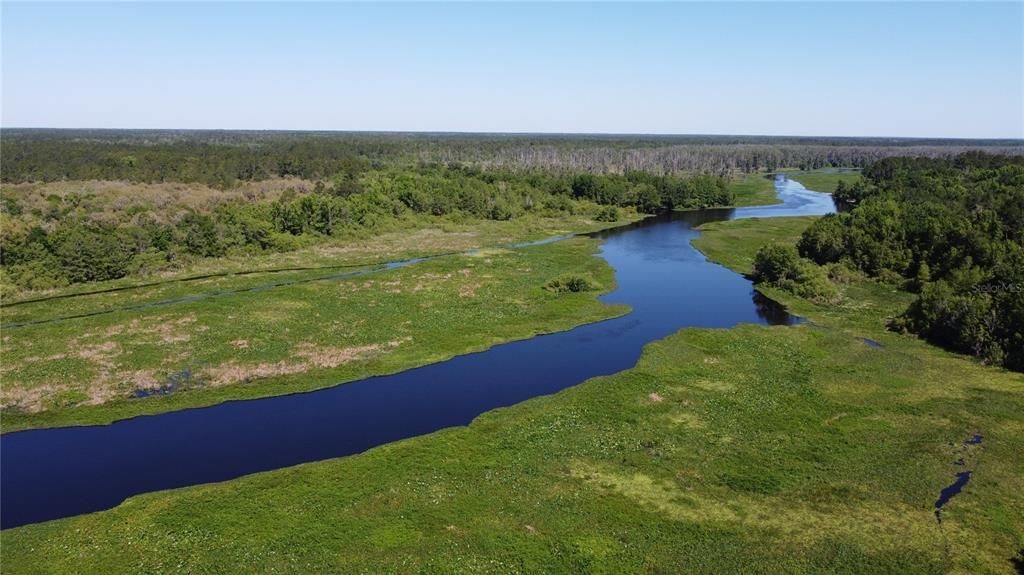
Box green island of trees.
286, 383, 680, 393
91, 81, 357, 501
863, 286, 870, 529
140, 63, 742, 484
753, 152, 1024, 371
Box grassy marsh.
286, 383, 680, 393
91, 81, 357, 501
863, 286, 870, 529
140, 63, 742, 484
4, 216, 1021, 574
786, 170, 864, 193
0, 211, 636, 306
1, 235, 626, 431
1, 172, 782, 430
727, 173, 781, 207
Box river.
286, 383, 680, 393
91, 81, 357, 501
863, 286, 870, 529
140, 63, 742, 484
0, 176, 835, 530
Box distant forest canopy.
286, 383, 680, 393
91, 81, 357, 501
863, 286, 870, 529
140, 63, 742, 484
0, 163, 731, 292
2, 129, 1022, 186
792, 152, 1024, 371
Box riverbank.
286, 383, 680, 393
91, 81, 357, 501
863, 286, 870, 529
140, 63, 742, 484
0, 212, 638, 307
719, 170, 861, 208
4, 214, 1021, 573
0, 174, 781, 431
784, 169, 863, 193
728, 172, 781, 207
1, 236, 628, 431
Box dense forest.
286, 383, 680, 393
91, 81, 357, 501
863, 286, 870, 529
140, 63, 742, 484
3, 130, 1022, 187
768, 153, 1023, 371
0, 163, 730, 291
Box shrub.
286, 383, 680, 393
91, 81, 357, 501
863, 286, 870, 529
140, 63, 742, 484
3, 260, 69, 291
127, 248, 173, 276
876, 268, 905, 285
543, 194, 575, 215
753, 244, 839, 304
634, 184, 663, 214
824, 262, 863, 284
265, 232, 304, 252
778, 264, 840, 304
798, 214, 847, 264
752, 245, 802, 283
180, 213, 226, 257
544, 274, 599, 293
0, 166, 742, 292
596, 206, 620, 222
51, 223, 133, 282
900, 281, 1006, 364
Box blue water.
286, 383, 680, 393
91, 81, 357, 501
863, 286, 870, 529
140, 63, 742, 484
934, 434, 985, 522
935, 471, 973, 521
0, 176, 835, 530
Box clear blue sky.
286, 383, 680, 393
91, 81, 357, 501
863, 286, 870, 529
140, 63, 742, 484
2, 2, 1022, 138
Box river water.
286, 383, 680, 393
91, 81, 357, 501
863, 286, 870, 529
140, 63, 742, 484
0, 176, 834, 530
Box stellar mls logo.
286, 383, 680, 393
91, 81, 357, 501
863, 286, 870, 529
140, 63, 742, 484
971, 282, 1022, 294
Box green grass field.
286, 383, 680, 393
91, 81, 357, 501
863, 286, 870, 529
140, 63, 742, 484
728, 172, 781, 206
691, 216, 820, 274
786, 170, 864, 193
724, 170, 852, 207
5, 216, 1021, 574
0, 235, 627, 431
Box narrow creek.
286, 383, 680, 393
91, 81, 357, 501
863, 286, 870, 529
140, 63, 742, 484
935, 434, 984, 522
1, 176, 835, 529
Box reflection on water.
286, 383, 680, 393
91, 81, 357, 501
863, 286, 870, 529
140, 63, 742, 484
0, 176, 834, 529
754, 291, 803, 325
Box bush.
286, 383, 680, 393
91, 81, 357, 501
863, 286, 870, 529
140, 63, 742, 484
798, 214, 846, 264
265, 232, 304, 252
778, 263, 840, 304
544, 274, 599, 293
3, 260, 69, 291
180, 213, 226, 258
596, 206, 620, 222
127, 249, 174, 277
51, 223, 133, 282
876, 268, 905, 286
753, 244, 839, 304
634, 184, 662, 214
823, 262, 864, 284
543, 194, 576, 215
752, 245, 802, 283
900, 281, 1006, 364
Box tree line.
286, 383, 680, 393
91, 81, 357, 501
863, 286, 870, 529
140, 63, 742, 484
0, 165, 730, 292
758, 152, 1023, 371
4, 129, 1020, 187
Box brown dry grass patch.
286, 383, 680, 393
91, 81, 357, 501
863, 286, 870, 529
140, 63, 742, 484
3, 178, 313, 226
203, 338, 411, 387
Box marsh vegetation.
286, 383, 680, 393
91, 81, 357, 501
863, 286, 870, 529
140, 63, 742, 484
5, 214, 1021, 574
1, 133, 1022, 574
0, 163, 739, 294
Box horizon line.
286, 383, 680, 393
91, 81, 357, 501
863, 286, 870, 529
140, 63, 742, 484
2, 127, 1022, 143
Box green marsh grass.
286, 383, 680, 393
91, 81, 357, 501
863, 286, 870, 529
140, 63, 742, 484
727, 172, 781, 207
786, 170, 864, 193
4, 216, 1021, 574
1, 237, 627, 431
